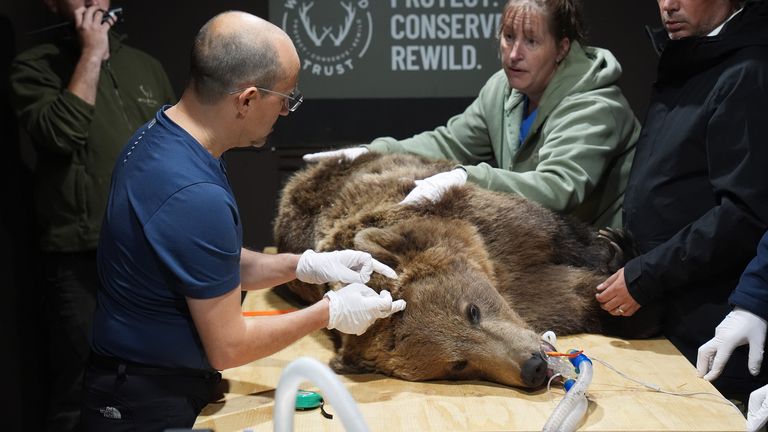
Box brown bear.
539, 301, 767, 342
273, 152, 650, 389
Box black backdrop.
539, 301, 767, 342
1, 2, 660, 429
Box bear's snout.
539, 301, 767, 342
521, 352, 548, 388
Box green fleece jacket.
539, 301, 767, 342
367, 42, 640, 228
11, 32, 175, 252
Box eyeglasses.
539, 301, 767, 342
228, 86, 303, 112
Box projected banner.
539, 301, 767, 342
269, 0, 502, 98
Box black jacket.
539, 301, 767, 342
623, 0, 768, 341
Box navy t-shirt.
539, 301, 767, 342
93, 106, 242, 370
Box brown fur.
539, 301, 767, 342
274, 152, 637, 388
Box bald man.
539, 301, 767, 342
80, 12, 405, 431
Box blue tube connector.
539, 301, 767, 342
542, 350, 593, 432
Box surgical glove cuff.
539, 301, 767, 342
324, 289, 341, 330
296, 249, 324, 284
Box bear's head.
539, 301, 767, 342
329, 217, 552, 389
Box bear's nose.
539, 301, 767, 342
521, 352, 548, 387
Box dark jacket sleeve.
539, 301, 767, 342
729, 231, 768, 321
625, 58, 768, 306
10, 53, 95, 155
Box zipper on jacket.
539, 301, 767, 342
104, 60, 133, 132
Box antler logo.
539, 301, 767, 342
136, 84, 159, 107
281, 0, 372, 77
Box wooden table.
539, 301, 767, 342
194, 288, 745, 431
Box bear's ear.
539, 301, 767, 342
353, 227, 402, 269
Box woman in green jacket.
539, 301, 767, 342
305, 0, 640, 228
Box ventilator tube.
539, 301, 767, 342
542, 351, 593, 432
273, 356, 369, 432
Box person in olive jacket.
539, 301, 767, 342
10, 1, 174, 430
303, 0, 640, 230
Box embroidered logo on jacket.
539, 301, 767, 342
99, 406, 122, 419
137, 85, 159, 107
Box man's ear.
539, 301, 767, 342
233, 87, 257, 116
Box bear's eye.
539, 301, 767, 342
467, 304, 481, 324
452, 360, 468, 372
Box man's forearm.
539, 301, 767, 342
239, 248, 300, 290
67, 51, 103, 105
235, 298, 329, 364
189, 284, 330, 370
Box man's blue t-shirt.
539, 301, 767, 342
93, 107, 242, 371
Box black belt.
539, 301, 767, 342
89, 351, 220, 380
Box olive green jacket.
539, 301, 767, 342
11, 32, 175, 252
367, 42, 640, 228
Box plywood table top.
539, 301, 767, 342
194, 288, 744, 431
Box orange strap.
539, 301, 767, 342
544, 349, 584, 358
242, 309, 297, 317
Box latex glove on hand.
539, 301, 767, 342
748, 384, 768, 432
325, 283, 406, 335
302, 147, 368, 163
696, 307, 767, 381
296, 249, 397, 285
399, 168, 467, 205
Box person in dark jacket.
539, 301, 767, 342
593, 0, 768, 401
697, 230, 768, 431
9, 1, 175, 430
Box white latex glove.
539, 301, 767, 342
697, 307, 767, 381
296, 249, 397, 285
302, 147, 369, 163
399, 168, 467, 205
325, 283, 407, 335
748, 384, 768, 432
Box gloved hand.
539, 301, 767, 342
325, 283, 406, 335
696, 307, 767, 381
748, 384, 768, 432
399, 168, 467, 205
296, 249, 397, 285
302, 147, 369, 163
